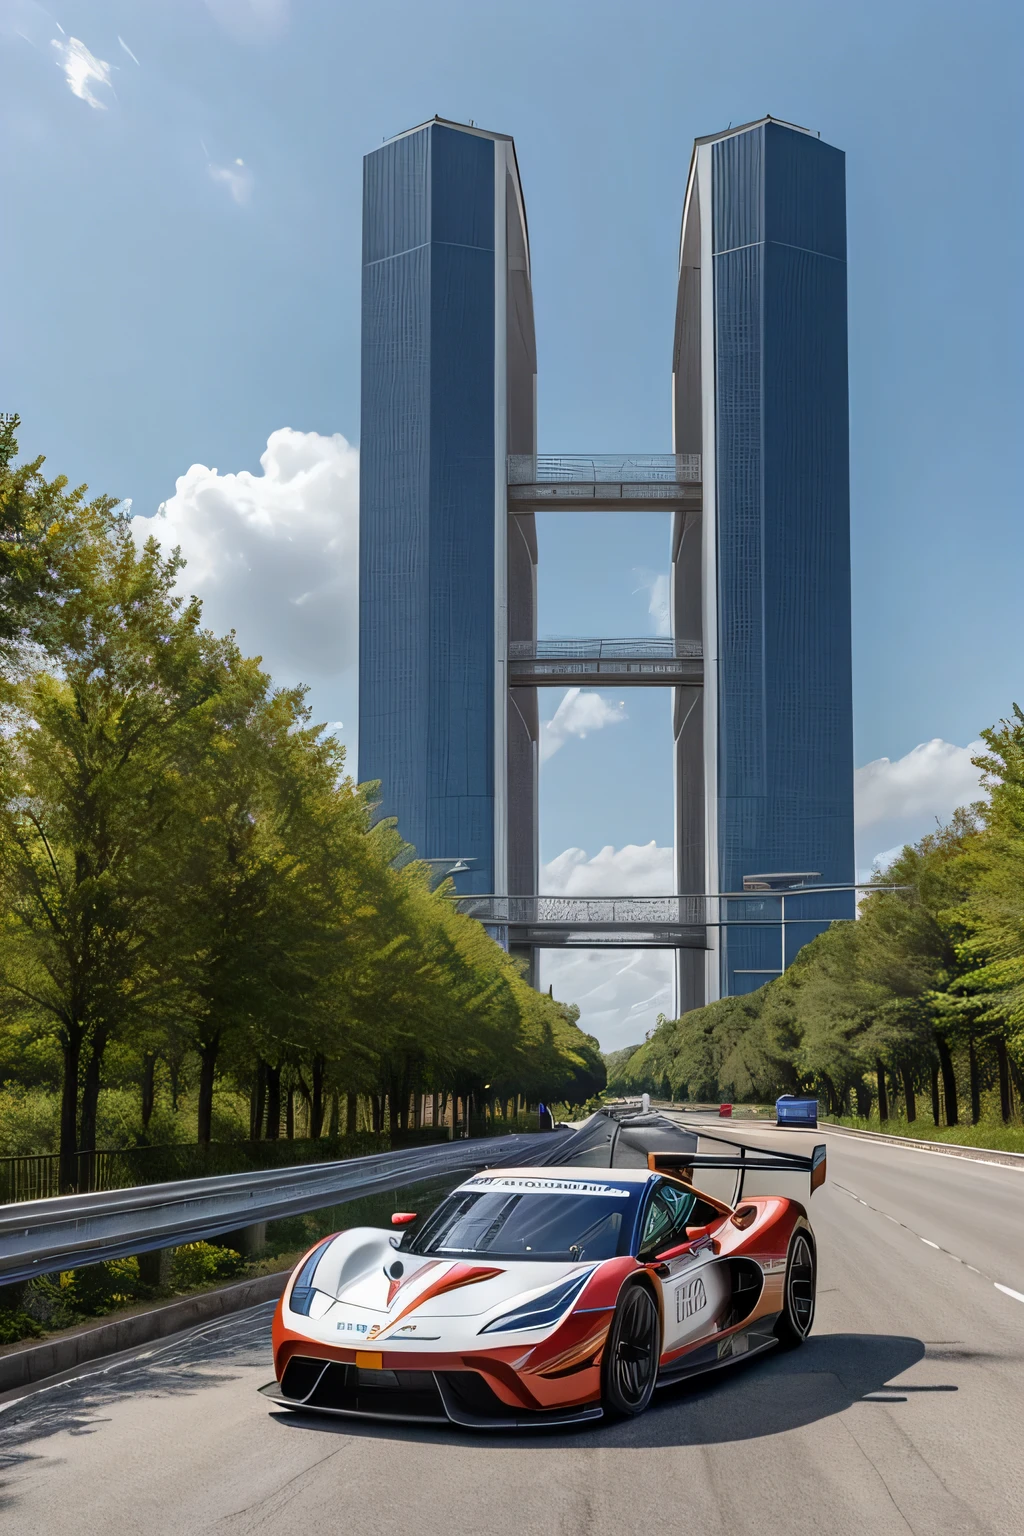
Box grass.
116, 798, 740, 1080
827, 1115, 1024, 1155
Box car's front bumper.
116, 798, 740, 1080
259, 1357, 604, 1429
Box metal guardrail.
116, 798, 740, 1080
0, 1132, 447, 1204
508, 454, 701, 484
0, 1131, 570, 1287
508, 638, 703, 659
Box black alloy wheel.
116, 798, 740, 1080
602, 1283, 661, 1417
774, 1230, 816, 1349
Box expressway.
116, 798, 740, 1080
1, 1120, 1023, 1535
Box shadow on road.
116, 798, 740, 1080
272, 1332, 951, 1451
0, 1304, 274, 1502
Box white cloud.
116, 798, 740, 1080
542, 949, 675, 1054
204, 0, 289, 41
871, 844, 905, 875
118, 36, 140, 66
855, 739, 985, 830
539, 688, 626, 764
632, 568, 671, 637
51, 36, 112, 109
208, 157, 253, 205
542, 842, 674, 897
132, 428, 358, 727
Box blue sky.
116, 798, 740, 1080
2, 0, 1021, 1046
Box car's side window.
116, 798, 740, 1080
638, 1180, 696, 1257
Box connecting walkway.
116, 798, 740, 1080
508, 453, 701, 513
453, 895, 707, 949
509, 637, 702, 688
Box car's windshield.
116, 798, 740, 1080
404, 1175, 643, 1261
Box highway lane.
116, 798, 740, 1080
2, 1122, 1023, 1536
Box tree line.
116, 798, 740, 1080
613, 714, 1024, 1126
0, 421, 604, 1184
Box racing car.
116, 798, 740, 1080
260, 1110, 826, 1428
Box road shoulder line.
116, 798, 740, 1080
820, 1122, 1024, 1171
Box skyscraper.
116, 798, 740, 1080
672, 117, 855, 1004
360, 112, 855, 1012
358, 118, 537, 901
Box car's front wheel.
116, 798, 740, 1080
774, 1228, 816, 1349
601, 1283, 661, 1417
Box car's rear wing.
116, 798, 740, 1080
647, 1140, 827, 1203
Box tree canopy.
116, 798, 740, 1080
0, 422, 604, 1176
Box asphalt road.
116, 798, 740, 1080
2, 1121, 1023, 1536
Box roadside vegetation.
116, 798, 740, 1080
611, 715, 1024, 1147
0, 420, 604, 1183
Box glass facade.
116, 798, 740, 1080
359, 123, 499, 895
711, 123, 855, 994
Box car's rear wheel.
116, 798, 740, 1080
602, 1283, 661, 1417
774, 1229, 816, 1349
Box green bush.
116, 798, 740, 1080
0, 1308, 45, 1344
170, 1242, 243, 1291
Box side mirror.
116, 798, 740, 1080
810, 1145, 827, 1193
391, 1212, 418, 1226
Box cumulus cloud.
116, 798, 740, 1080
542, 842, 674, 897
855, 739, 985, 829
51, 36, 113, 109
208, 157, 253, 205
539, 688, 626, 764
633, 568, 671, 636
132, 428, 358, 727
854, 737, 987, 879
542, 949, 675, 1053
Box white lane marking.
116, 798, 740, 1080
819, 1126, 1024, 1174
995, 1284, 1024, 1304
921, 1239, 940, 1249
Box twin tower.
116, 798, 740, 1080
358, 115, 855, 1011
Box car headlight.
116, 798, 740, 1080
288, 1238, 335, 1317
478, 1269, 594, 1334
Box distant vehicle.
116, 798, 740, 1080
261, 1115, 826, 1429
776, 1095, 818, 1128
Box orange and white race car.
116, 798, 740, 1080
260, 1110, 825, 1429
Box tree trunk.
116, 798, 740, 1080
251, 1060, 267, 1141
285, 1085, 295, 1139
371, 1094, 382, 1133
197, 1034, 220, 1145
310, 1055, 325, 1139
937, 1037, 958, 1126
996, 1036, 1012, 1124
328, 1090, 340, 1137
968, 1036, 981, 1125
930, 1065, 940, 1126
1008, 1052, 1024, 1110
345, 1092, 357, 1136
169, 1056, 181, 1114
855, 1078, 872, 1118
265, 1064, 281, 1139
140, 1052, 157, 1135
78, 1040, 105, 1159
875, 1059, 889, 1122
60, 1032, 82, 1192
900, 1063, 917, 1123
